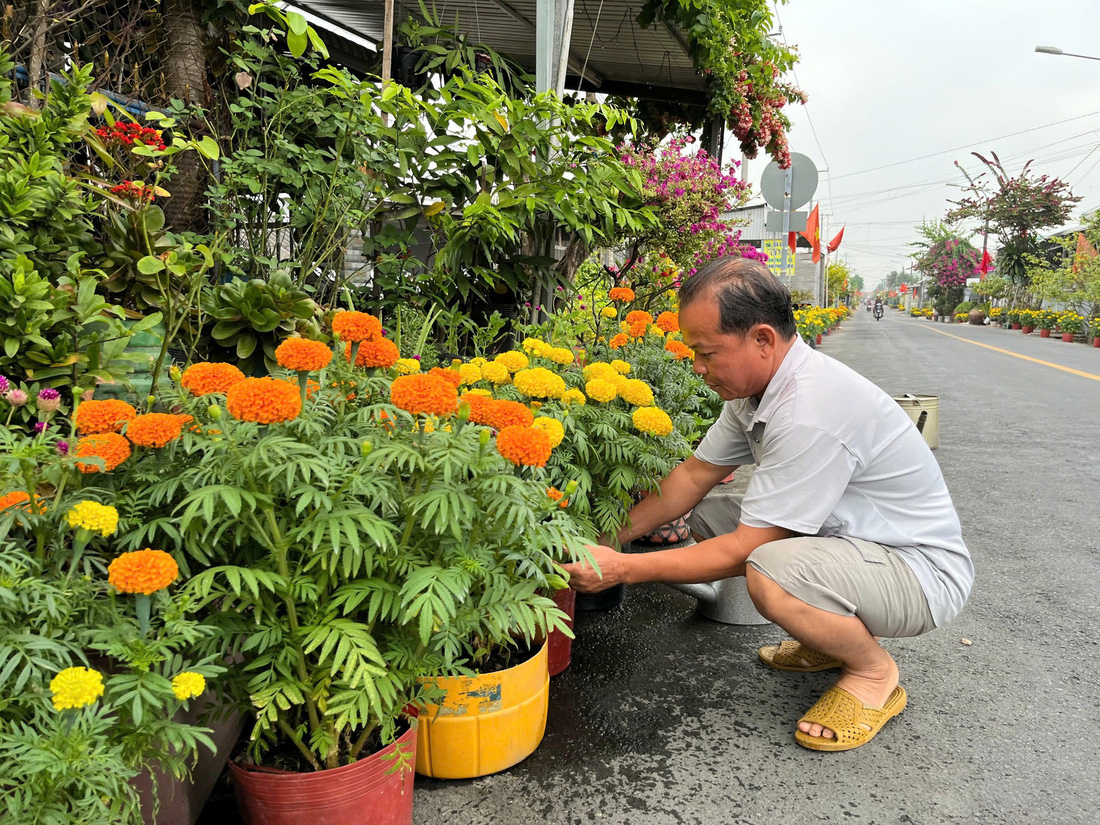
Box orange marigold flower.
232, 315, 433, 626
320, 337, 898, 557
481, 399, 534, 429
496, 425, 552, 467
275, 338, 333, 372
459, 392, 494, 424
176, 414, 197, 432
627, 320, 649, 337
390, 374, 459, 416
126, 413, 183, 448
608, 287, 635, 302
107, 549, 179, 595
545, 487, 570, 508
332, 311, 382, 343
625, 310, 653, 327
226, 378, 302, 424
0, 490, 43, 513
346, 338, 400, 369
609, 333, 630, 349
655, 311, 680, 333
180, 363, 246, 397
428, 366, 464, 388
665, 340, 694, 361
75, 433, 131, 473
74, 399, 136, 434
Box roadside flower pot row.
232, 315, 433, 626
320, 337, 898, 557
794, 306, 850, 345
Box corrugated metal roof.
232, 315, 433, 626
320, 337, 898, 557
294, 0, 705, 98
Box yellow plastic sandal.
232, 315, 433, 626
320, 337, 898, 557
795, 685, 907, 752
758, 640, 842, 672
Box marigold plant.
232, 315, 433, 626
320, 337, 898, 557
127, 413, 184, 448
626, 310, 654, 327
390, 373, 459, 416
346, 338, 400, 368
547, 347, 575, 365
0, 490, 42, 513
609, 333, 630, 349
481, 361, 512, 384
225, 378, 302, 424
75, 432, 132, 473
108, 549, 180, 595
331, 310, 382, 342
275, 338, 333, 372
618, 379, 655, 407
73, 399, 137, 434
180, 362, 246, 396
494, 351, 530, 373
171, 672, 207, 701
457, 363, 482, 384
655, 311, 680, 333
611, 359, 631, 375
561, 388, 586, 406
608, 287, 636, 302
632, 407, 675, 436
600, 306, 618, 318
496, 425, 553, 467
513, 367, 567, 399
428, 366, 464, 388
532, 416, 565, 448
66, 500, 119, 537
395, 358, 422, 375
586, 378, 618, 402
50, 667, 105, 711
478, 398, 535, 429
665, 340, 694, 360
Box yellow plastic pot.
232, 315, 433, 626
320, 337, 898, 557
415, 640, 549, 779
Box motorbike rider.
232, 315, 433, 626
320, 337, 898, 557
873, 296, 884, 319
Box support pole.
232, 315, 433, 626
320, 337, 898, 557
779, 166, 792, 291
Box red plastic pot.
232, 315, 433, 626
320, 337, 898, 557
230, 718, 417, 825
1011, 323, 1021, 330
815, 334, 822, 345
547, 587, 577, 676
1040, 328, 1051, 338
1022, 325, 1034, 334
1062, 333, 1075, 342
1093, 337, 1100, 348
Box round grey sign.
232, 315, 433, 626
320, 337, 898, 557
760, 153, 819, 211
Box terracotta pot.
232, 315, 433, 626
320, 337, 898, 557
815, 334, 822, 345
230, 717, 417, 825
1039, 328, 1051, 338
1093, 337, 1100, 348
547, 587, 576, 677
1062, 333, 1075, 342
416, 640, 549, 779
1011, 323, 1021, 330
1022, 325, 1034, 334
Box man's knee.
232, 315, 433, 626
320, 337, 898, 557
686, 495, 741, 542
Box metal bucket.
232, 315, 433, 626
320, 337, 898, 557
893, 393, 939, 450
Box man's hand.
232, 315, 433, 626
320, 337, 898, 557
561, 544, 628, 593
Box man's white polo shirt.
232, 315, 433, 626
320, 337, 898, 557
694, 337, 973, 626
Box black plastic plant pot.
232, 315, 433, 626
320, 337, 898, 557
574, 583, 625, 612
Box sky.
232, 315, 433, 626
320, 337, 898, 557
734, 0, 1100, 290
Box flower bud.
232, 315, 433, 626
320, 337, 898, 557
169, 365, 182, 382
457, 402, 470, 422
207, 405, 222, 420
479, 429, 491, 448
564, 479, 579, 496
361, 440, 373, 458
5, 389, 27, 407
146, 395, 157, 410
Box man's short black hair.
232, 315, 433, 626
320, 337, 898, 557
679, 257, 797, 340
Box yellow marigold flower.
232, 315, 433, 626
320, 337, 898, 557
608, 287, 635, 302
346, 338, 400, 369
513, 367, 567, 399
547, 347, 574, 366
73, 399, 136, 435
75, 433, 131, 473
395, 358, 422, 375
611, 359, 631, 375
0, 490, 43, 513
171, 671, 206, 701
609, 333, 630, 349
561, 388, 586, 406
126, 413, 183, 448
180, 363, 246, 397
494, 351, 529, 373
66, 501, 119, 537
632, 407, 674, 437
496, 424, 552, 467
50, 667, 104, 711
421, 419, 453, 434
648, 327, 666, 339
226, 377, 302, 424
522, 338, 551, 357
458, 363, 482, 384
655, 311, 679, 333
464, 388, 493, 398
331, 311, 382, 343
582, 362, 618, 382
108, 549, 179, 595
481, 361, 512, 385
390, 374, 459, 416
585, 378, 617, 403
469, 357, 488, 367
665, 340, 694, 361
600, 306, 618, 318
532, 416, 565, 448
619, 379, 654, 407
275, 338, 333, 372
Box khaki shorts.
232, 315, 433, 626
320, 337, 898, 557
687, 495, 936, 638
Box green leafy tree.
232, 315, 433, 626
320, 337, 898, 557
1028, 210, 1100, 320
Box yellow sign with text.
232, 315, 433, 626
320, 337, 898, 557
763, 239, 794, 281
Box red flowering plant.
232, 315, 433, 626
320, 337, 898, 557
92, 312, 595, 774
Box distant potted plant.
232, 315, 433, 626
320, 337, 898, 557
1092, 318, 1100, 348
1036, 309, 1056, 337
1057, 311, 1084, 342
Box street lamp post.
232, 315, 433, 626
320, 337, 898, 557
1035, 45, 1100, 62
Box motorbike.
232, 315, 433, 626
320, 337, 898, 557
866, 303, 872, 312
873, 304, 884, 320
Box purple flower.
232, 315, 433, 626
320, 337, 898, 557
37, 388, 61, 413
56, 441, 69, 455
37, 388, 60, 400
412, 355, 421, 361
0, 375, 8, 394
33, 421, 48, 434
5, 389, 27, 407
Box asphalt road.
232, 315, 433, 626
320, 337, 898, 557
411, 309, 1100, 825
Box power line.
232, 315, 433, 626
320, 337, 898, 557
829, 110, 1100, 181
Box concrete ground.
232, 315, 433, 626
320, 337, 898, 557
411, 310, 1100, 825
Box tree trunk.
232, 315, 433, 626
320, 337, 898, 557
161, 0, 208, 233
25, 0, 50, 108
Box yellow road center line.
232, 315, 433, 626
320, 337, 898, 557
920, 325, 1100, 382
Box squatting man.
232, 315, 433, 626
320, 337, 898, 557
563, 257, 973, 751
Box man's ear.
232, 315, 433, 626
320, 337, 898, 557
754, 324, 778, 354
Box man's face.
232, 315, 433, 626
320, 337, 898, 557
679, 295, 772, 401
